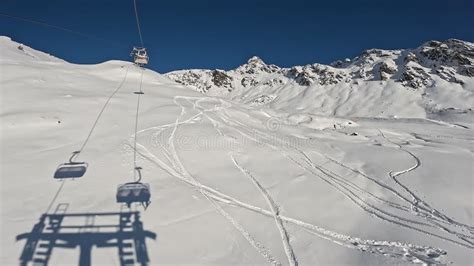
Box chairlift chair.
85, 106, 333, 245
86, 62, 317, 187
54, 151, 88, 179
116, 167, 151, 209
130, 47, 149, 66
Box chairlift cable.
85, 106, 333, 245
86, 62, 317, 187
48, 0, 151, 212
131, 0, 146, 181
54, 64, 130, 181
44, 180, 66, 214
0, 12, 124, 46
133, 67, 145, 180
114, 0, 151, 209
76, 66, 131, 158
133, 0, 144, 47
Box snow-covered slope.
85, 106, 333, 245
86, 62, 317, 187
1, 37, 473, 265
166, 39, 474, 120
0, 36, 64, 63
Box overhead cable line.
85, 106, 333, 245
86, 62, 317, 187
44, 180, 66, 213
133, 68, 145, 180
0, 12, 124, 46
114, 0, 152, 209
77, 66, 132, 155
133, 0, 144, 47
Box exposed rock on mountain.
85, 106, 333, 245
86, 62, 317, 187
166, 39, 474, 119
211, 70, 233, 89
377, 61, 397, 81
400, 66, 432, 89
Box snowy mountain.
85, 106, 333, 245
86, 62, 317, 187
1, 36, 473, 265
166, 39, 474, 121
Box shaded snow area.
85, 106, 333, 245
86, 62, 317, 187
1, 36, 473, 265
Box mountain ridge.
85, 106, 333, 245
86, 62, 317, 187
165, 39, 474, 121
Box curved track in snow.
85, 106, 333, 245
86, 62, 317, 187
128, 96, 462, 264
142, 97, 282, 265
212, 103, 473, 248
232, 155, 298, 266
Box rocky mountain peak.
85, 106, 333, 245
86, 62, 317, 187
416, 39, 473, 77
247, 56, 265, 65
237, 56, 280, 75
165, 38, 474, 108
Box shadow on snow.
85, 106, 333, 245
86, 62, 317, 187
16, 203, 156, 266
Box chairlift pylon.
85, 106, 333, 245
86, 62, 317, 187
130, 47, 149, 66
116, 167, 151, 209
54, 151, 88, 179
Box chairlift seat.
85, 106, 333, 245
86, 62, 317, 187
134, 55, 149, 65
54, 162, 88, 179
131, 47, 149, 65
116, 182, 151, 205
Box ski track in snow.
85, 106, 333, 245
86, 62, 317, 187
128, 95, 458, 264
135, 142, 282, 265
137, 140, 448, 264
214, 107, 474, 250
323, 154, 474, 241
377, 130, 474, 246
231, 155, 298, 266
212, 103, 474, 247
151, 96, 282, 265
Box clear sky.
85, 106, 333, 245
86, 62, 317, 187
1, 0, 473, 73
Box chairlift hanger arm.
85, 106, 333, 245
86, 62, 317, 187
69, 151, 81, 163
135, 166, 142, 183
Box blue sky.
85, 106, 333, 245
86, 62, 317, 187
1, 0, 473, 73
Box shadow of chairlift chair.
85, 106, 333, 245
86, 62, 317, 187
130, 47, 149, 66
54, 151, 88, 179
116, 167, 151, 209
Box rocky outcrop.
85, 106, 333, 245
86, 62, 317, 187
399, 66, 432, 89
241, 76, 258, 87
287, 64, 347, 86
167, 70, 212, 93
211, 70, 233, 88
377, 62, 397, 81
288, 66, 316, 86
236, 56, 281, 75
166, 39, 473, 97
417, 39, 474, 78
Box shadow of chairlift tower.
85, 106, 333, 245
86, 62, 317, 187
16, 203, 156, 266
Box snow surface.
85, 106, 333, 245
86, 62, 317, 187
1, 37, 473, 265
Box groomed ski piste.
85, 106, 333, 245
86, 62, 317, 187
1, 36, 473, 265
